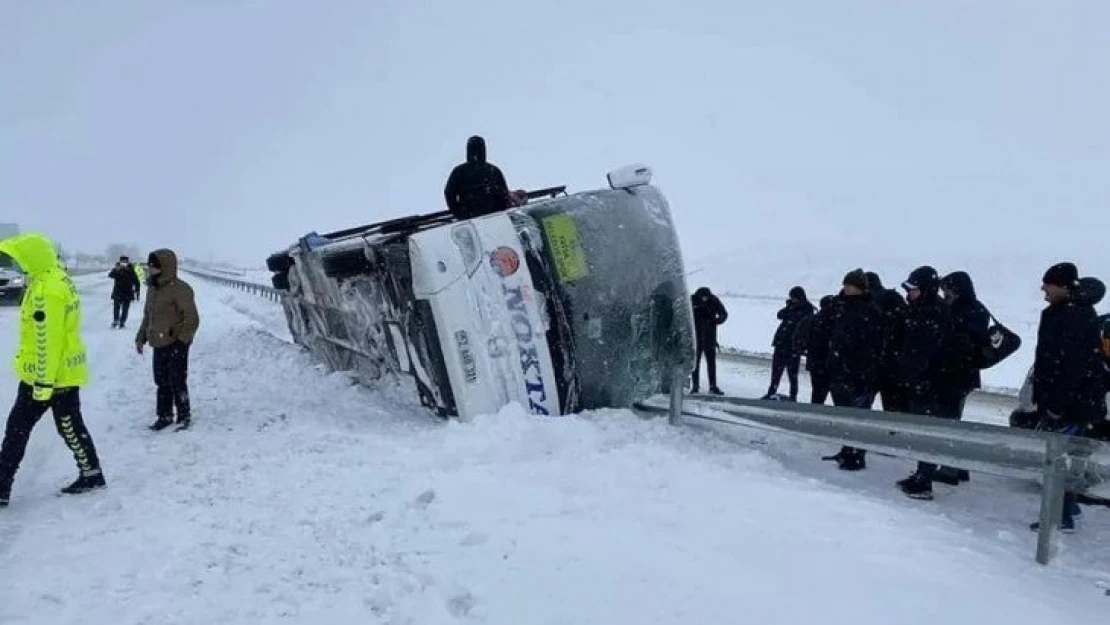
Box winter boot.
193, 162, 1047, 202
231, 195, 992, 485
708, 387, 723, 395
175, 415, 192, 431
900, 475, 934, 500
0, 475, 11, 508
60, 470, 106, 495
934, 466, 962, 486
840, 450, 867, 471
896, 473, 917, 490
1030, 516, 1077, 534
1030, 500, 1081, 534
822, 447, 866, 471
149, 416, 174, 431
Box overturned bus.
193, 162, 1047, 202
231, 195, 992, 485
265, 165, 695, 419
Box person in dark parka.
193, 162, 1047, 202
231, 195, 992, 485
894, 266, 956, 499
794, 294, 836, 405
932, 270, 992, 485
108, 255, 141, 329
444, 135, 512, 220
764, 286, 815, 401
691, 287, 728, 395
1028, 263, 1107, 532
865, 272, 909, 413
818, 270, 884, 470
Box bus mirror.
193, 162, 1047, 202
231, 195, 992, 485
607, 164, 652, 190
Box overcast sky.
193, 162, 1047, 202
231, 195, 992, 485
2, 0, 1107, 268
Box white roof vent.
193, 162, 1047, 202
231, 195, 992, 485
607, 164, 652, 190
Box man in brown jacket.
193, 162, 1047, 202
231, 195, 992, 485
135, 249, 200, 431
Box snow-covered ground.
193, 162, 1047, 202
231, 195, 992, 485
0, 274, 1107, 623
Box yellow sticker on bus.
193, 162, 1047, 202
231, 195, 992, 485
542, 214, 589, 283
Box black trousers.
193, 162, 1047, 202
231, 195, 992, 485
809, 370, 830, 405
154, 342, 191, 420
906, 386, 953, 482
0, 384, 102, 492
112, 298, 133, 326
692, 344, 718, 389
769, 347, 800, 398
830, 384, 875, 457
879, 380, 909, 413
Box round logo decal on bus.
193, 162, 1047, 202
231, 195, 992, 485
489, 246, 520, 278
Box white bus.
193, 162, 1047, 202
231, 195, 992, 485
266, 165, 696, 419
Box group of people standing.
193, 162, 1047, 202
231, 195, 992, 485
0, 236, 200, 508
761, 262, 1107, 531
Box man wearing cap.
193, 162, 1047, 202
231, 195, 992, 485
894, 266, 955, 500
1029, 262, 1107, 532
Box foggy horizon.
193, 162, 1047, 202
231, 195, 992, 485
3, 1, 1107, 270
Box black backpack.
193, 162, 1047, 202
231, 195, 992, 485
977, 309, 1022, 370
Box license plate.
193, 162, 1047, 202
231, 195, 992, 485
454, 330, 478, 384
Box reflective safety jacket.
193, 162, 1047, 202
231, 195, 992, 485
0, 233, 88, 400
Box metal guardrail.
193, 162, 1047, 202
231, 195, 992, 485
65, 266, 111, 277
179, 267, 283, 302
637, 384, 1110, 566
716, 346, 1021, 400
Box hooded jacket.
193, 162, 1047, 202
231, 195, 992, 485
0, 233, 87, 398
800, 295, 836, 373
1032, 276, 1107, 424
865, 272, 908, 377
939, 271, 991, 393
773, 292, 816, 349
135, 249, 200, 349
109, 261, 141, 301
691, 287, 728, 348
443, 136, 512, 220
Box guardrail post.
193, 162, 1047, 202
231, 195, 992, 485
1035, 435, 1069, 565
668, 366, 684, 426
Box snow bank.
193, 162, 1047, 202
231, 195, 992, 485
1, 276, 1106, 624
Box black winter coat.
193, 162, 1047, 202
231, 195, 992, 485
444, 137, 511, 220
773, 300, 815, 350
1032, 278, 1107, 425
823, 293, 884, 391
109, 264, 141, 301
938, 272, 990, 394
800, 297, 836, 373
897, 292, 954, 396
692, 288, 728, 349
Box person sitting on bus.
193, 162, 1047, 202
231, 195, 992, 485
444, 135, 512, 220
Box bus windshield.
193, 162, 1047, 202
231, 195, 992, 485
513, 187, 694, 412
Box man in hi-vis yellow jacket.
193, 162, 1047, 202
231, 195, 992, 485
0, 233, 105, 508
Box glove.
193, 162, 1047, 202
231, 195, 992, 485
32, 384, 53, 402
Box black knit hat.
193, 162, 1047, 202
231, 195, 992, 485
789, 286, 807, 300
842, 269, 868, 292
1042, 262, 1079, 288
